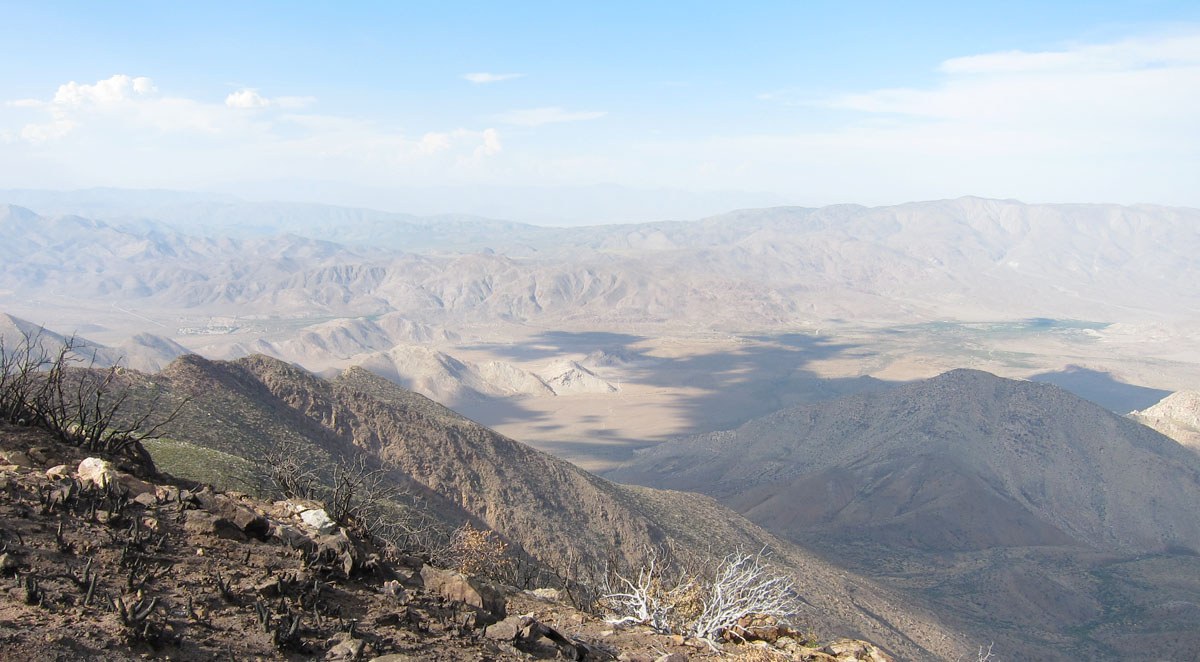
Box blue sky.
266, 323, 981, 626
2, 1, 1199, 221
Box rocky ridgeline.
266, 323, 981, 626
0, 425, 893, 661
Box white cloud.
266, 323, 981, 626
495, 106, 607, 127
20, 118, 78, 143
417, 131, 452, 155
462, 72, 524, 83
474, 128, 502, 157
616, 30, 1200, 206
939, 33, 1200, 74
52, 75, 156, 107
225, 88, 270, 108
224, 88, 315, 109
416, 128, 502, 159
1, 74, 504, 190
820, 32, 1200, 133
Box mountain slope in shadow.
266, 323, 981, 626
606, 369, 1200, 659
608, 369, 1200, 553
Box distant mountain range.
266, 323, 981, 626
3, 195, 1199, 329
606, 369, 1200, 659
0, 312, 185, 373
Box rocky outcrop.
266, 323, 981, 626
419, 564, 506, 621
1130, 390, 1200, 452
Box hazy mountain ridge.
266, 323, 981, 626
3, 197, 1199, 329
0, 312, 185, 372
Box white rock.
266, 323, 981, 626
45, 464, 71, 480
77, 457, 117, 488
300, 507, 337, 534
529, 587, 563, 602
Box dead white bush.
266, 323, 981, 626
601, 546, 800, 647
600, 547, 688, 633
687, 549, 799, 646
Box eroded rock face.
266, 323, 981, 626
419, 564, 506, 621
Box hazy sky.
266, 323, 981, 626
2, 1, 1199, 219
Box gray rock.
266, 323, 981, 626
182, 509, 246, 541
195, 491, 269, 539
418, 565, 506, 620
483, 615, 522, 641
382, 580, 408, 603
529, 587, 563, 602
325, 636, 365, 660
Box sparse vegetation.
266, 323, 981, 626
443, 522, 515, 583
0, 328, 186, 460
142, 438, 266, 494
261, 439, 449, 558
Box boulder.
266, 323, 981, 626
483, 615, 522, 641
77, 457, 117, 488
195, 491, 270, 540
418, 565, 506, 621
382, 580, 408, 603
1, 451, 32, 468
300, 507, 338, 534
183, 509, 247, 541
822, 639, 893, 662
117, 472, 156, 497
325, 636, 365, 661
796, 650, 839, 662
272, 524, 318, 553
529, 587, 563, 602
44, 464, 70, 480
315, 529, 358, 576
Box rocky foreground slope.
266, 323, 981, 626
0, 423, 899, 661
